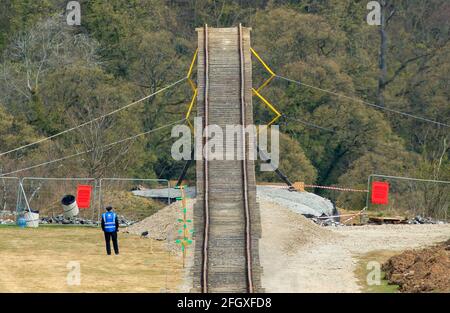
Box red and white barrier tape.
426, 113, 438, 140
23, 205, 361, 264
260, 184, 368, 193
304, 184, 368, 193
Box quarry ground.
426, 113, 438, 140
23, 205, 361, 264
258, 198, 450, 292
0, 225, 183, 292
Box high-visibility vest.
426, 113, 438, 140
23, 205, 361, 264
102, 212, 117, 232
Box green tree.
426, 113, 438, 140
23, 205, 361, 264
256, 132, 318, 183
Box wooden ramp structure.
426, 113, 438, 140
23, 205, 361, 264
191, 25, 263, 293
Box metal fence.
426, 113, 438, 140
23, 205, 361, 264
98, 178, 170, 222
1, 177, 172, 225
19, 177, 98, 220
0, 177, 20, 214
366, 174, 450, 220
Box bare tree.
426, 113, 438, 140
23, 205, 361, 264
377, 0, 396, 107
1, 15, 100, 116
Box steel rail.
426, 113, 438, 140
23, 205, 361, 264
201, 24, 210, 293
238, 23, 254, 293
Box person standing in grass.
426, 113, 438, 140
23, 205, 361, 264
101, 206, 119, 255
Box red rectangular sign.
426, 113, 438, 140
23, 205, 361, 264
371, 181, 389, 205
76, 185, 92, 209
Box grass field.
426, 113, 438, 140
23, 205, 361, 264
0, 226, 184, 292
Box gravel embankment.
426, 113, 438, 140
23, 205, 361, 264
257, 186, 334, 217
125, 199, 195, 254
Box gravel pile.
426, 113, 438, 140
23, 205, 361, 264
407, 215, 447, 225
257, 186, 334, 217
258, 196, 336, 256
125, 199, 196, 253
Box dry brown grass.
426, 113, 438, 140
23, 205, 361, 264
0, 226, 184, 292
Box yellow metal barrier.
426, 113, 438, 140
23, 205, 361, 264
250, 47, 275, 77
186, 88, 198, 130
187, 49, 198, 92
185, 49, 198, 129
250, 48, 281, 126
252, 88, 281, 126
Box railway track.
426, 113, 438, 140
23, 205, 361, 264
192, 25, 262, 293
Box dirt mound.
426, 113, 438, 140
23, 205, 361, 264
125, 199, 196, 253
382, 239, 450, 292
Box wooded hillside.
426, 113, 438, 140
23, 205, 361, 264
0, 0, 448, 210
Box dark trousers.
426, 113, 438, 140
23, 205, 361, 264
104, 231, 119, 255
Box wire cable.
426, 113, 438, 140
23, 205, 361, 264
0, 118, 186, 177
283, 115, 336, 133
282, 114, 406, 151
276, 75, 450, 128
0, 77, 187, 158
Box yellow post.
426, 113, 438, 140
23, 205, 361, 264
186, 88, 198, 130
250, 48, 275, 76
184, 49, 199, 129
180, 186, 187, 268
250, 48, 282, 126
187, 49, 198, 79
293, 182, 305, 192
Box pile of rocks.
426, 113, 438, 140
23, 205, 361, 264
303, 212, 344, 227
407, 215, 447, 225
257, 186, 334, 217
0, 218, 15, 225
39, 215, 97, 225
0, 210, 16, 225
1, 209, 137, 226
310, 216, 344, 227
39, 214, 135, 226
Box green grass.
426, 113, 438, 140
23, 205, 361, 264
355, 250, 400, 293
0, 224, 17, 228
